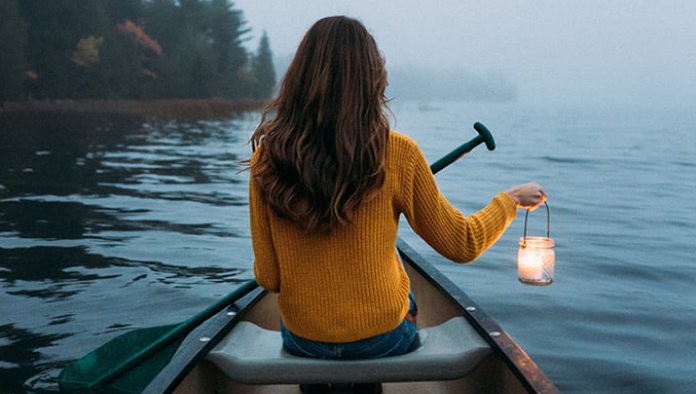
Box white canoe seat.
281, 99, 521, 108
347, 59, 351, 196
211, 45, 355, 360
206, 317, 493, 385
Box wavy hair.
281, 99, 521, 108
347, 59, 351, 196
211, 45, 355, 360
249, 16, 390, 234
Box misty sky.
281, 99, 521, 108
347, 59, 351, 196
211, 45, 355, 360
234, 0, 696, 107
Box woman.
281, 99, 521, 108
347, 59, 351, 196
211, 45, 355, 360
247, 16, 546, 360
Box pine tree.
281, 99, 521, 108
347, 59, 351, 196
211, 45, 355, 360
252, 31, 276, 99
208, 0, 250, 97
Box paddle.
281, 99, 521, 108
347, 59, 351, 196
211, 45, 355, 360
59, 280, 258, 394
58, 122, 495, 394
429, 122, 495, 174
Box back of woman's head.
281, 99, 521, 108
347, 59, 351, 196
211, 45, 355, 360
250, 16, 390, 234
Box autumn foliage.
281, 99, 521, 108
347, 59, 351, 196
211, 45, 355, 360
116, 19, 162, 57
71, 36, 105, 67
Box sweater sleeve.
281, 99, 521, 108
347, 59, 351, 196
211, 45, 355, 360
400, 140, 517, 263
249, 167, 281, 293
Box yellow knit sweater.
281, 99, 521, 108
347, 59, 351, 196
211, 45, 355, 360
249, 131, 517, 343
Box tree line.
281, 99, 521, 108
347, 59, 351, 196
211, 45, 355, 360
0, 0, 276, 102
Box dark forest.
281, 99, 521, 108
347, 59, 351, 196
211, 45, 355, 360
0, 0, 275, 102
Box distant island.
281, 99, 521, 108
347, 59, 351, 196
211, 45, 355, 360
385, 66, 518, 102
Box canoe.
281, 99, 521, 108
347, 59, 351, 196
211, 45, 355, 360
142, 238, 559, 394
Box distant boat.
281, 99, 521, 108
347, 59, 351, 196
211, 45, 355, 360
145, 238, 558, 394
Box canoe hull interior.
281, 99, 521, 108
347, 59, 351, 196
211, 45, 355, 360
172, 260, 535, 394
175, 353, 525, 394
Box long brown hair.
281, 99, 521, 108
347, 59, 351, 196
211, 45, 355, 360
249, 16, 390, 234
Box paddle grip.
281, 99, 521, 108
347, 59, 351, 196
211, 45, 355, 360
473, 122, 496, 151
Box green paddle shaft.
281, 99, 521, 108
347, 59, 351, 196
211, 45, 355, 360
91, 279, 259, 388
429, 122, 496, 174
85, 122, 495, 389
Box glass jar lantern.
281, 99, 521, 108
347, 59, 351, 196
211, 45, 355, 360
518, 201, 555, 286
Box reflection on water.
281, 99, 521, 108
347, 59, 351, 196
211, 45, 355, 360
0, 324, 69, 394
1, 113, 256, 393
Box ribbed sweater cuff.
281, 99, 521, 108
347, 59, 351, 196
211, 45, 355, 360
496, 192, 518, 217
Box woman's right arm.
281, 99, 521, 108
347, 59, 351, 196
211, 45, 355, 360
249, 169, 281, 293
399, 141, 517, 263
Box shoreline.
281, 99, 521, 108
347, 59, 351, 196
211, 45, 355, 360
0, 99, 267, 119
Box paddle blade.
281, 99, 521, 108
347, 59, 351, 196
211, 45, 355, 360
59, 324, 183, 394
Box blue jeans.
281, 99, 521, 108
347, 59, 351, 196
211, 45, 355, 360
281, 293, 418, 359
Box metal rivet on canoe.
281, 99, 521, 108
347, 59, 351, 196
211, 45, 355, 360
489, 331, 501, 337
465, 306, 476, 311
199, 337, 211, 342
226, 311, 237, 316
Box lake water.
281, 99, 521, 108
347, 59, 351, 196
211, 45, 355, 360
1, 102, 695, 393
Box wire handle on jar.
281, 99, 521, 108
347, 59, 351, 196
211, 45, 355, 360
522, 201, 550, 247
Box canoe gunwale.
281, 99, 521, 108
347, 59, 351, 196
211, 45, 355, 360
142, 288, 264, 394
157, 237, 558, 393
395, 238, 559, 394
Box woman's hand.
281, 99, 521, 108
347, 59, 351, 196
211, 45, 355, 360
505, 183, 547, 210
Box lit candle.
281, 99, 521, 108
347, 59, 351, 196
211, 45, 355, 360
518, 248, 544, 280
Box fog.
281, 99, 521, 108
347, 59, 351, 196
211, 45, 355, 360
235, 0, 696, 107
